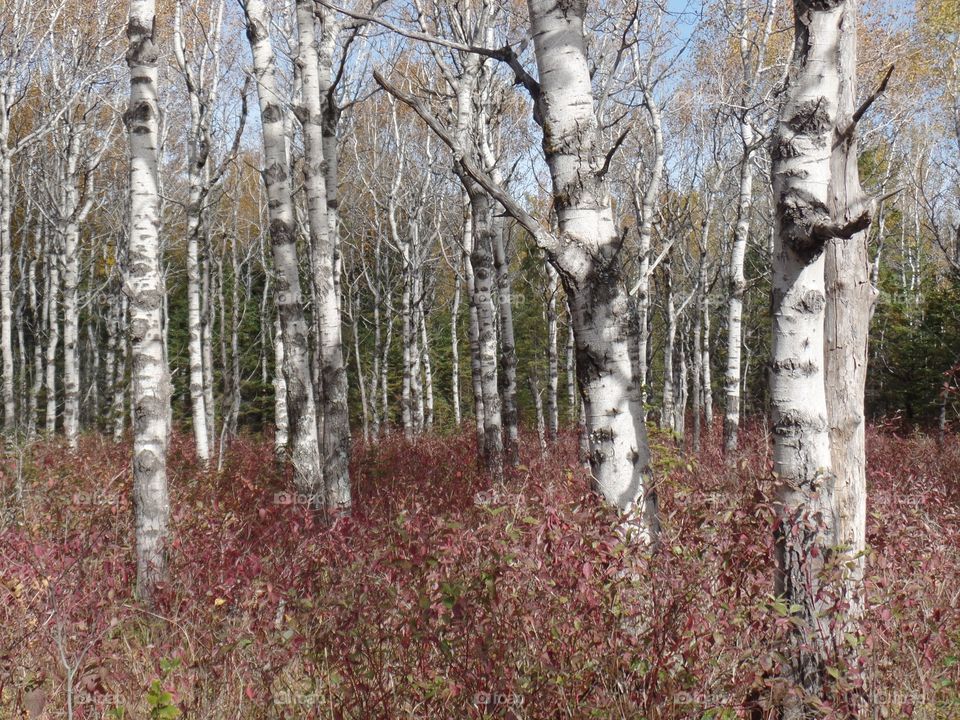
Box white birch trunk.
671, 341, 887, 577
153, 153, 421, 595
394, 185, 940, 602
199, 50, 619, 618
661, 257, 675, 431
692, 288, 703, 452
528, 0, 655, 533
492, 222, 518, 466
529, 373, 547, 453
770, 0, 873, 703
243, 0, 323, 502
420, 309, 434, 431
400, 252, 414, 438
545, 261, 559, 440
450, 272, 462, 426
466, 188, 504, 482
87, 321, 100, 427
463, 202, 485, 453
674, 334, 687, 437
45, 245, 61, 435
201, 249, 216, 452
173, 0, 211, 465
723, 118, 754, 455
295, 0, 351, 511
273, 314, 288, 459
350, 295, 370, 442
113, 295, 128, 443
702, 298, 713, 427
0, 151, 14, 434
633, 88, 664, 410
61, 209, 82, 448
27, 234, 45, 439
126, 0, 171, 601
61, 129, 98, 450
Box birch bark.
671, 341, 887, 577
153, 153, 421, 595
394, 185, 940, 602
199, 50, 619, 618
545, 261, 559, 440
770, 0, 873, 703
172, 0, 219, 465
723, 118, 753, 454
126, 0, 171, 600
242, 0, 323, 501
528, 0, 655, 530
295, 0, 351, 511
273, 314, 289, 460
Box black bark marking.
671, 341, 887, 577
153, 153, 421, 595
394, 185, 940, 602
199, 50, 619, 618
796, 289, 825, 315
771, 357, 819, 377
787, 98, 832, 138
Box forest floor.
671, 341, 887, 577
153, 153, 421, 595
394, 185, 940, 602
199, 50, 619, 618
0, 423, 958, 719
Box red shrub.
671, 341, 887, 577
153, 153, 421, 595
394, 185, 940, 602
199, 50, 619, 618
0, 425, 957, 718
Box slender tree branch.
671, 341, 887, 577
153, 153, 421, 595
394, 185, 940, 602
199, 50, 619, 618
373, 70, 556, 255
317, 0, 540, 103
837, 64, 895, 143
598, 126, 632, 178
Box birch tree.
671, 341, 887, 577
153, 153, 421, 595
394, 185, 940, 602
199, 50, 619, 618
824, 0, 887, 623
295, 0, 351, 511
241, 0, 324, 502
769, 0, 875, 704
172, 0, 227, 465
377, 0, 655, 528
126, 0, 172, 600
722, 0, 780, 454
0, 1, 66, 436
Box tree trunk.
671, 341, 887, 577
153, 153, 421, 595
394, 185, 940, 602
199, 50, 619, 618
529, 373, 546, 453
27, 229, 46, 439
528, 0, 655, 533
824, 0, 875, 624
493, 222, 518, 466
243, 0, 323, 502
450, 272, 462, 426
545, 261, 559, 440
295, 0, 351, 511
466, 186, 503, 483
61, 130, 85, 450
185, 196, 210, 464
633, 87, 664, 412
201, 244, 216, 453
113, 295, 128, 443
674, 332, 688, 439
661, 257, 676, 432
273, 314, 288, 460
0, 151, 14, 435
692, 290, 703, 452
702, 298, 713, 428
126, 0, 171, 601
172, 0, 213, 464
463, 199, 485, 453
420, 309, 434, 431
565, 318, 576, 423
400, 250, 415, 438
45, 244, 61, 435
770, 0, 873, 705
724, 118, 754, 455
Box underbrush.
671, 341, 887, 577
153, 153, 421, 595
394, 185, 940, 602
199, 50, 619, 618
0, 424, 957, 718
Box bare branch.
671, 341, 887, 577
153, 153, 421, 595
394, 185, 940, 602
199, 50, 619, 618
316, 0, 540, 103
837, 64, 895, 143
372, 69, 556, 255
